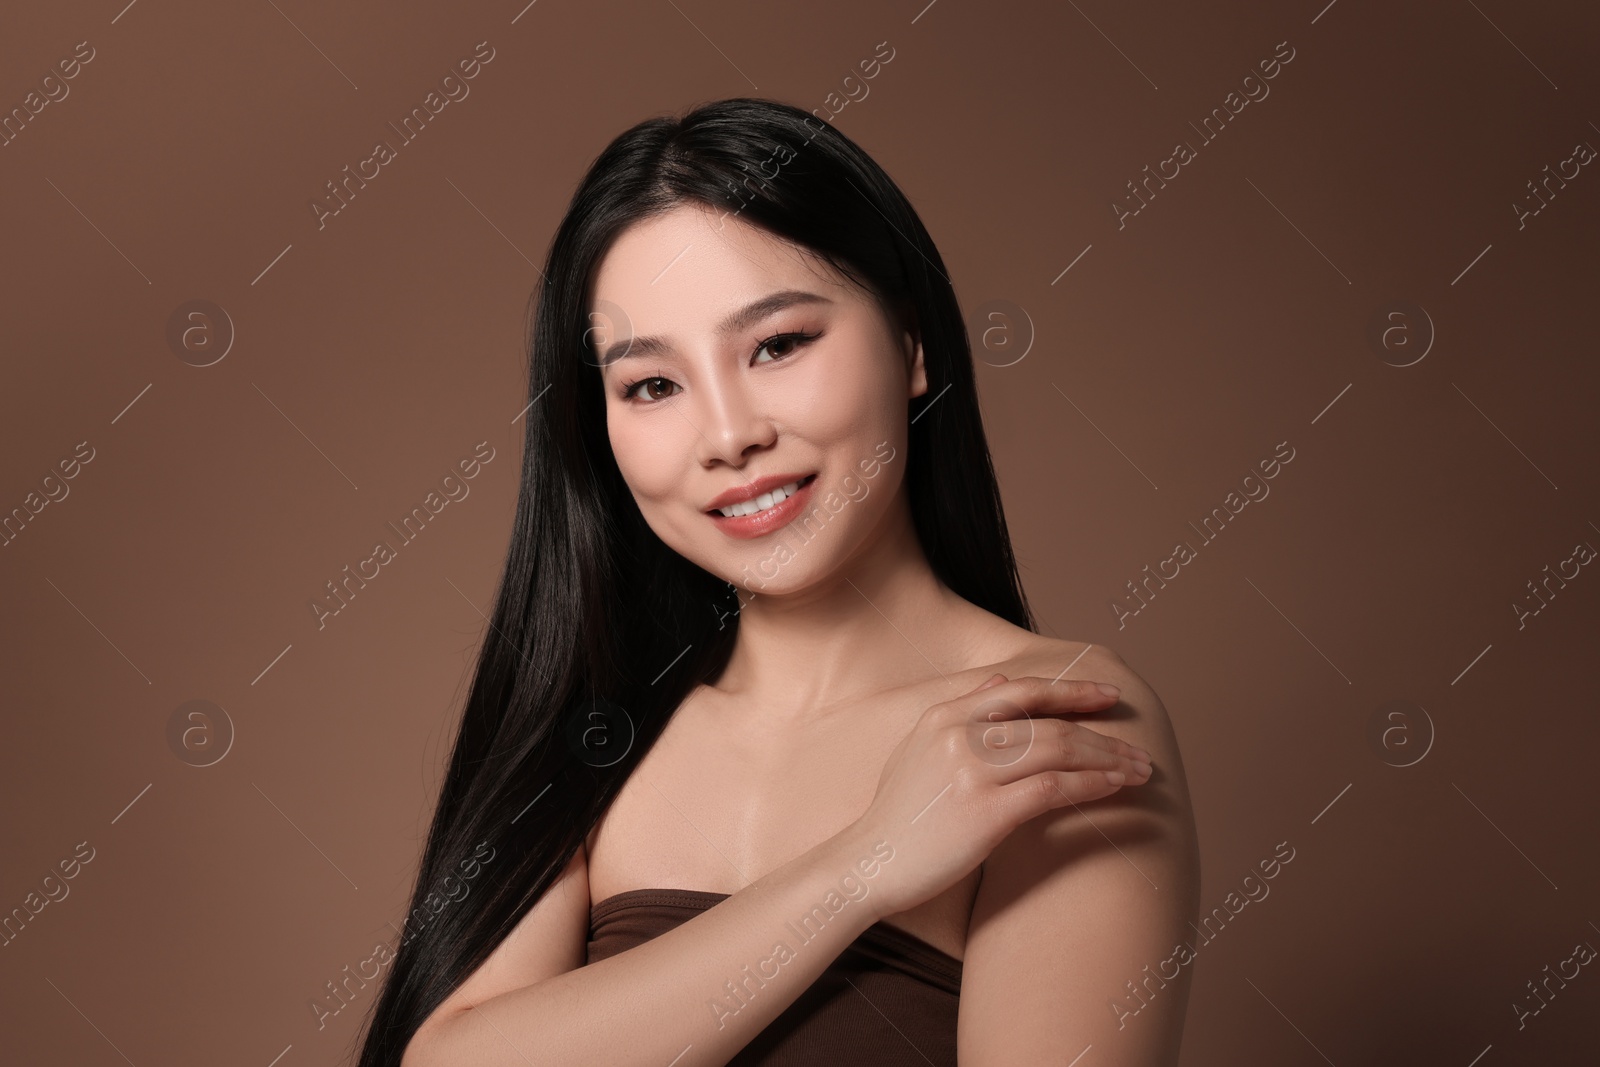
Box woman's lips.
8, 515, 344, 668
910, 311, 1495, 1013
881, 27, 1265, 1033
707, 474, 818, 539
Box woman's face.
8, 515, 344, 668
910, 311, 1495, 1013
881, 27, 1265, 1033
588, 202, 927, 595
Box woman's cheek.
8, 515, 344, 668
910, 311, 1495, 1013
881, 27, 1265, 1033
607, 420, 649, 494
776, 362, 870, 439
611, 417, 685, 506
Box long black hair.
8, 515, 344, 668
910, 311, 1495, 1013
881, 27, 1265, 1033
350, 95, 1035, 1064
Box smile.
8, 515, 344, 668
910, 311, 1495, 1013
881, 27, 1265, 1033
707, 474, 818, 538
713, 475, 812, 517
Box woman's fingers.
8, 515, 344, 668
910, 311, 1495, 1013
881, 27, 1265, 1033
954, 676, 1155, 773
954, 675, 1116, 717
996, 764, 1134, 822
953, 676, 1150, 755
971, 717, 1152, 782
849, 675, 1157, 916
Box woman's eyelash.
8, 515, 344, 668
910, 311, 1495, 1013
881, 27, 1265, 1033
619, 330, 821, 401
753, 329, 821, 362
619, 372, 676, 402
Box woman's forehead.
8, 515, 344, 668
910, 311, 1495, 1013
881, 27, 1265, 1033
587, 212, 862, 350
591, 206, 839, 301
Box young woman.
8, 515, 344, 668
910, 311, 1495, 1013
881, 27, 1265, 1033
356, 97, 1200, 1066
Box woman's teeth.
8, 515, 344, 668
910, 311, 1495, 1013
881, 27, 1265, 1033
716, 480, 802, 518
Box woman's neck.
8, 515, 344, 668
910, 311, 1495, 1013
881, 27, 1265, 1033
711, 494, 993, 718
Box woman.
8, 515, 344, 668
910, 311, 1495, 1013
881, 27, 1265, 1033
357, 97, 1200, 1066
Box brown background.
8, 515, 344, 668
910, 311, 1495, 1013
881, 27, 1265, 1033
2, 0, 1597, 1063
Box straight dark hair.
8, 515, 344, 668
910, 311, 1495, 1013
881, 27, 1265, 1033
351, 96, 1035, 1065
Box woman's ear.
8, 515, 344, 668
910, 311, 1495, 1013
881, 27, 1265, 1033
895, 301, 928, 399
906, 328, 928, 399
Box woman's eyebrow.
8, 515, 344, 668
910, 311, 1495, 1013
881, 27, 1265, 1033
597, 289, 833, 368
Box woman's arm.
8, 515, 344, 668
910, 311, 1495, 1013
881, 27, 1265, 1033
956, 645, 1202, 1066
403, 823, 896, 1067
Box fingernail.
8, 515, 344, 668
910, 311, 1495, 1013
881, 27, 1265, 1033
1106, 770, 1126, 785
1132, 760, 1153, 778
1097, 683, 1121, 698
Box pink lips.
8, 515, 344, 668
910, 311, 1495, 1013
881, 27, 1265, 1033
707, 474, 818, 539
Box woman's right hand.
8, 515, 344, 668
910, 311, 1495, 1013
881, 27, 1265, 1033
845, 673, 1155, 919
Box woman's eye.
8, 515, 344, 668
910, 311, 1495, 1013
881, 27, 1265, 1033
622, 333, 817, 401
753, 331, 819, 364
624, 376, 679, 402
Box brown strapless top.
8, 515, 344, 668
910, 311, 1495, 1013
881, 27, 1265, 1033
588, 888, 962, 1066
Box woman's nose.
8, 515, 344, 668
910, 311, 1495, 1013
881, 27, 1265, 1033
694, 375, 777, 468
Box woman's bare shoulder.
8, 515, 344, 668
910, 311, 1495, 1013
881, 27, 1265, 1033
974, 630, 1198, 871
1004, 634, 1137, 689
956, 619, 1125, 691
966, 629, 1178, 741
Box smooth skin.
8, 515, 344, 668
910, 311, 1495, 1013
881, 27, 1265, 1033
404, 203, 1200, 1066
